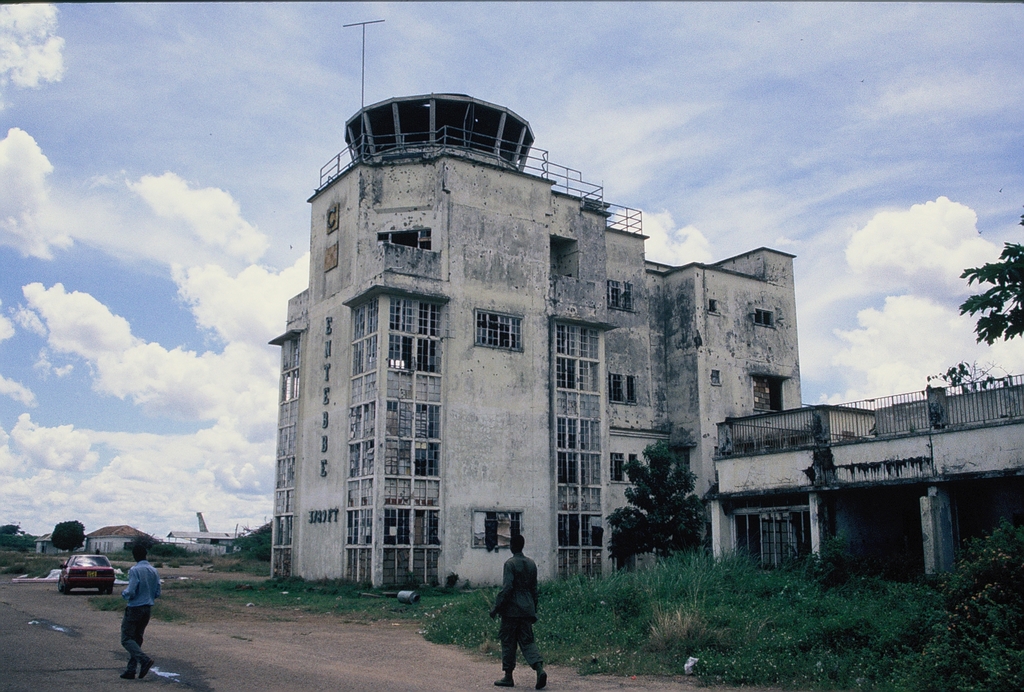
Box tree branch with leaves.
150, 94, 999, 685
959, 211, 1024, 344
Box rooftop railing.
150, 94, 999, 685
317, 126, 642, 235
717, 374, 1024, 457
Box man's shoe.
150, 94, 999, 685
139, 658, 154, 679
119, 671, 136, 679
494, 673, 515, 687
535, 670, 547, 690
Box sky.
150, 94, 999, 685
1, 3, 1023, 538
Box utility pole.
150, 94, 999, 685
343, 19, 385, 110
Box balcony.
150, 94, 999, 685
718, 374, 1024, 458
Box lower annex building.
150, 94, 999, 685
269, 94, 801, 586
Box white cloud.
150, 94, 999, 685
0, 374, 36, 407
643, 210, 714, 266
33, 348, 73, 378
13, 304, 46, 336
172, 253, 309, 346
0, 420, 274, 535
845, 197, 999, 298
21, 282, 279, 437
0, 127, 71, 259
128, 172, 270, 265
831, 294, 1024, 400
0, 299, 13, 342
10, 413, 97, 471
0, 4, 64, 98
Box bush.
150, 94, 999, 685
901, 520, 1024, 692
233, 523, 272, 562
148, 542, 190, 558
0, 525, 35, 552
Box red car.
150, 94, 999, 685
58, 554, 116, 594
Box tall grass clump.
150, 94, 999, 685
422, 550, 944, 689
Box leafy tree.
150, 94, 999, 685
959, 212, 1024, 344
0, 524, 35, 552
50, 520, 86, 552
927, 361, 1003, 390
607, 442, 704, 563
233, 522, 272, 562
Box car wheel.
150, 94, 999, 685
105, 586, 114, 595
57, 579, 64, 593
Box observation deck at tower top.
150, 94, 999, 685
317, 93, 642, 235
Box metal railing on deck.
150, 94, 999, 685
718, 374, 1024, 457
316, 126, 643, 235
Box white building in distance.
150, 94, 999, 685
270, 94, 801, 587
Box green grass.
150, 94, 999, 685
422, 552, 945, 690
0, 550, 63, 577
87, 594, 189, 623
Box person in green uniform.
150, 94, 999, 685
489, 534, 546, 689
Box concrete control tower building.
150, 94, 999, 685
270, 94, 801, 586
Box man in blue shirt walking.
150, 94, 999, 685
120, 543, 161, 679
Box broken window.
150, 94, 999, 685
346, 547, 371, 582
412, 548, 440, 586
754, 309, 774, 327
413, 479, 439, 506
476, 311, 522, 350
382, 548, 410, 586
414, 441, 440, 476
472, 511, 522, 551
608, 373, 636, 403
349, 402, 375, 440
387, 370, 412, 399
274, 516, 292, 547
384, 508, 411, 544
384, 439, 412, 475
550, 237, 579, 278
416, 374, 441, 402
734, 509, 810, 566
752, 375, 784, 412
610, 453, 624, 482
385, 478, 412, 505
378, 228, 432, 250
276, 456, 295, 488
346, 509, 372, 545
708, 299, 719, 314
414, 510, 440, 545
418, 302, 440, 336
555, 321, 603, 577
711, 369, 721, 386
606, 280, 633, 311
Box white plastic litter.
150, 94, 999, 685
684, 657, 698, 675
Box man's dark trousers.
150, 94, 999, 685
499, 616, 542, 672
121, 605, 152, 672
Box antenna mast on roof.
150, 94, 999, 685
343, 19, 385, 110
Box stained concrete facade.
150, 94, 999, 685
270, 94, 801, 587
711, 380, 1024, 573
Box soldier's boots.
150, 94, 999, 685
494, 670, 514, 687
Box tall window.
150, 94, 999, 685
273, 337, 301, 578
380, 297, 443, 587
555, 323, 603, 577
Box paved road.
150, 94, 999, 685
1, 577, 766, 692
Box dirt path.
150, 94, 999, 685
1, 569, 787, 692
